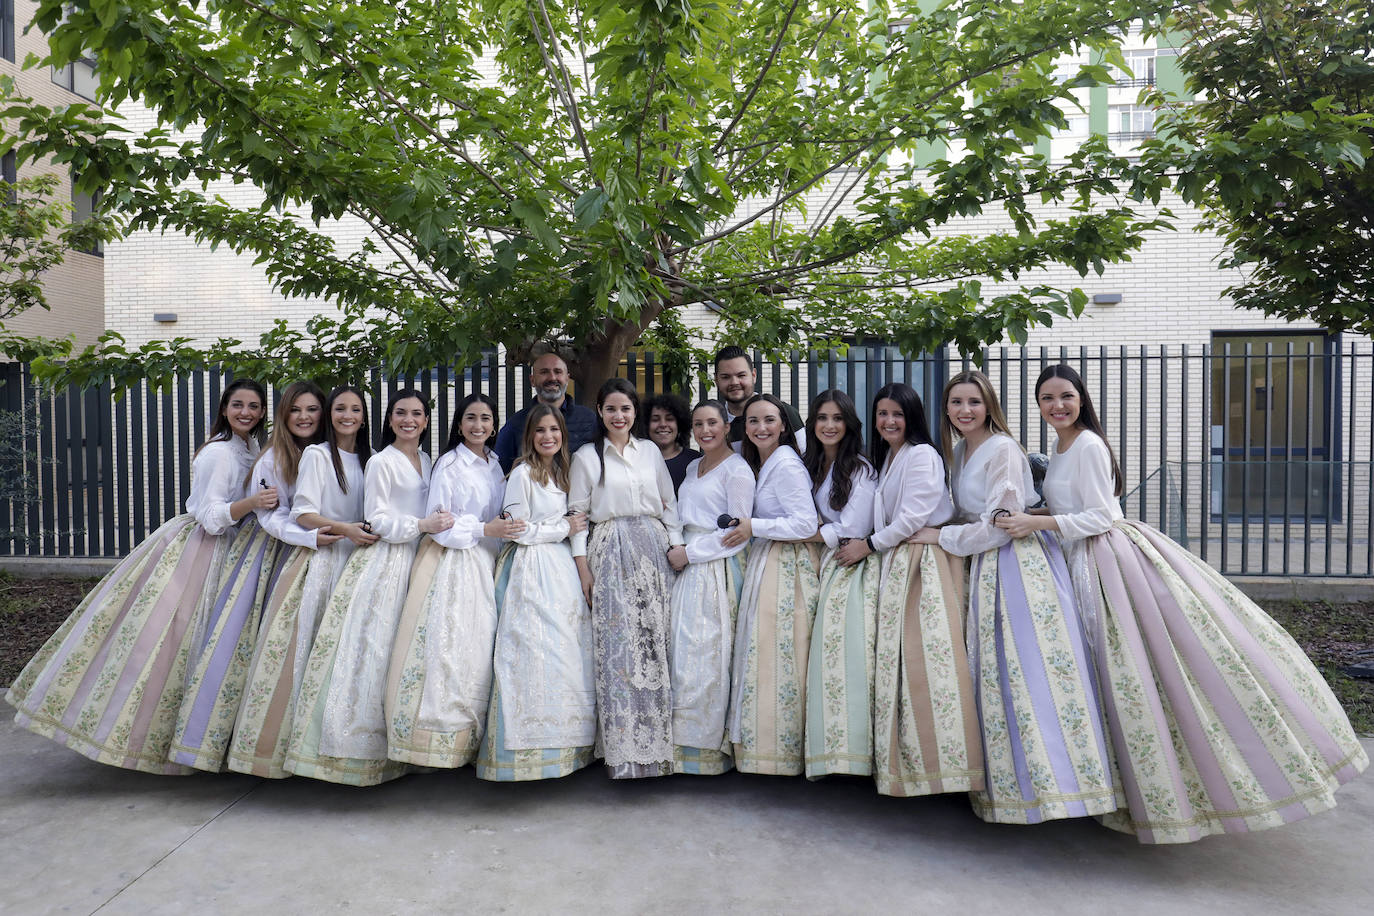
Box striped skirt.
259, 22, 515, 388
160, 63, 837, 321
804, 548, 880, 779
967, 533, 1116, 824
588, 517, 675, 779
169, 518, 287, 771
728, 539, 820, 776
6, 514, 237, 774
385, 537, 499, 768
226, 539, 353, 778
669, 540, 743, 776
1082, 521, 1369, 843
475, 544, 595, 782
872, 542, 983, 797
284, 538, 415, 786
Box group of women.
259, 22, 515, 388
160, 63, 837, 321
6, 366, 1367, 845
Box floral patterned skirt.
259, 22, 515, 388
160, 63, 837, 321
804, 548, 880, 779
226, 539, 354, 778
872, 542, 983, 797
728, 539, 820, 776
1082, 521, 1369, 843
6, 514, 236, 774
588, 517, 675, 779
385, 536, 498, 768
966, 533, 1117, 824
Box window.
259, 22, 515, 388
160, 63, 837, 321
2, 151, 15, 206
1108, 104, 1154, 141
3, 0, 16, 63
52, 58, 99, 101
71, 179, 103, 256
1052, 114, 1090, 138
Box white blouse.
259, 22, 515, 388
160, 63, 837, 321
750, 446, 818, 542
870, 443, 954, 552
1043, 431, 1124, 542
678, 453, 755, 564
505, 463, 574, 546
815, 461, 877, 549
362, 445, 432, 544
569, 437, 683, 556
252, 448, 319, 549
938, 434, 1035, 557
427, 444, 506, 556
290, 443, 365, 531
186, 435, 260, 536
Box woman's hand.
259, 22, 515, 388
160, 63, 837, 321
666, 545, 689, 572
338, 522, 380, 547
906, 527, 941, 545
249, 486, 279, 511
994, 511, 1050, 539
567, 511, 588, 536
484, 517, 527, 539
835, 538, 871, 566
313, 524, 344, 547
575, 556, 594, 605
418, 509, 455, 535
721, 517, 752, 548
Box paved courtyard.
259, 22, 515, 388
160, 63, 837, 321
3, 719, 1370, 915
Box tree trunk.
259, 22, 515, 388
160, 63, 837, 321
566, 292, 671, 406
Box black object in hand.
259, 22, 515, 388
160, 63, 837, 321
260, 478, 269, 489
717, 514, 739, 529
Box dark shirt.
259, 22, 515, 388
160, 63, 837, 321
661, 447, 701, 496
495, 398, 599, 473
727, 401, 805, 444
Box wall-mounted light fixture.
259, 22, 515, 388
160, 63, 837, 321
1092, 293, 1122, 306
153, 313, 178, 323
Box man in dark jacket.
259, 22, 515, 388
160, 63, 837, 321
714, 345, 804, 444
495, 351, 598, 472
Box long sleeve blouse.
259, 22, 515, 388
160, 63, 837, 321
938, 434, 1035, 557
870, 442, 955, 552
426, 444, 506, 555
185, 435, 260, 536
1042, 430, 1124, 542
678, 453, 755, 564
251, 448, 319, 548
815, 461, 878, 549
504, 463, 574, 546
750, 446, 818, 542
568, 437, 684, 556
362, 445, 431, 544
290, 443, 365, 531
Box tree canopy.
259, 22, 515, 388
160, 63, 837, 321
1145, 0, 1374, 339
2, 0, 1181, 394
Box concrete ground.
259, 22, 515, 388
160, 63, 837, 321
3, 720, 1370, 916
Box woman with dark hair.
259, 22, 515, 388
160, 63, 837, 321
798, 390, 880, 779
228, 384, 378, 777
171, 380, 331, 771
287, 388, 454, 785
569, 378, 684, 778
664, 399, 753, 775
387, 393, 525, 768
995, 365, 1367, 843
476, 404, 595, 781
645, 393, 700, 495
912, 370, 1114, 825
8, 379, 271, 774
725, 393, 819, 775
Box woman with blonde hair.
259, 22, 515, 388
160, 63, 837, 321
912, 369, 1114, 824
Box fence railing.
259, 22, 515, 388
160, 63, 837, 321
2, 342, 1370, 576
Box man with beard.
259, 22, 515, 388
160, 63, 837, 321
714, 345, 804, 445
495, 350, 599, 472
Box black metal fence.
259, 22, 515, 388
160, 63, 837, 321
1, 341, 1370, 576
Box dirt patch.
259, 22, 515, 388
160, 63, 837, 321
0, 573, 100, 687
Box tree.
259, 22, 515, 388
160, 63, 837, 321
1145, 0, 1374, 338
2, 0, 1177, 397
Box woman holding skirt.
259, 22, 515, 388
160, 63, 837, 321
7, 379, 271, 774
914, 370, 1115, 824
725, 393, 820, 776
476, 405, 595, 781
995, 364, 1368, 843
665, 400, 753, 775
170, 381, 330, 771
227, 385, 377, 777
838, 383, 981, 797
800, 390, 879, 780
570, 379, 685, 779
286, 389, 453, 785
387, 392, 523, 768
